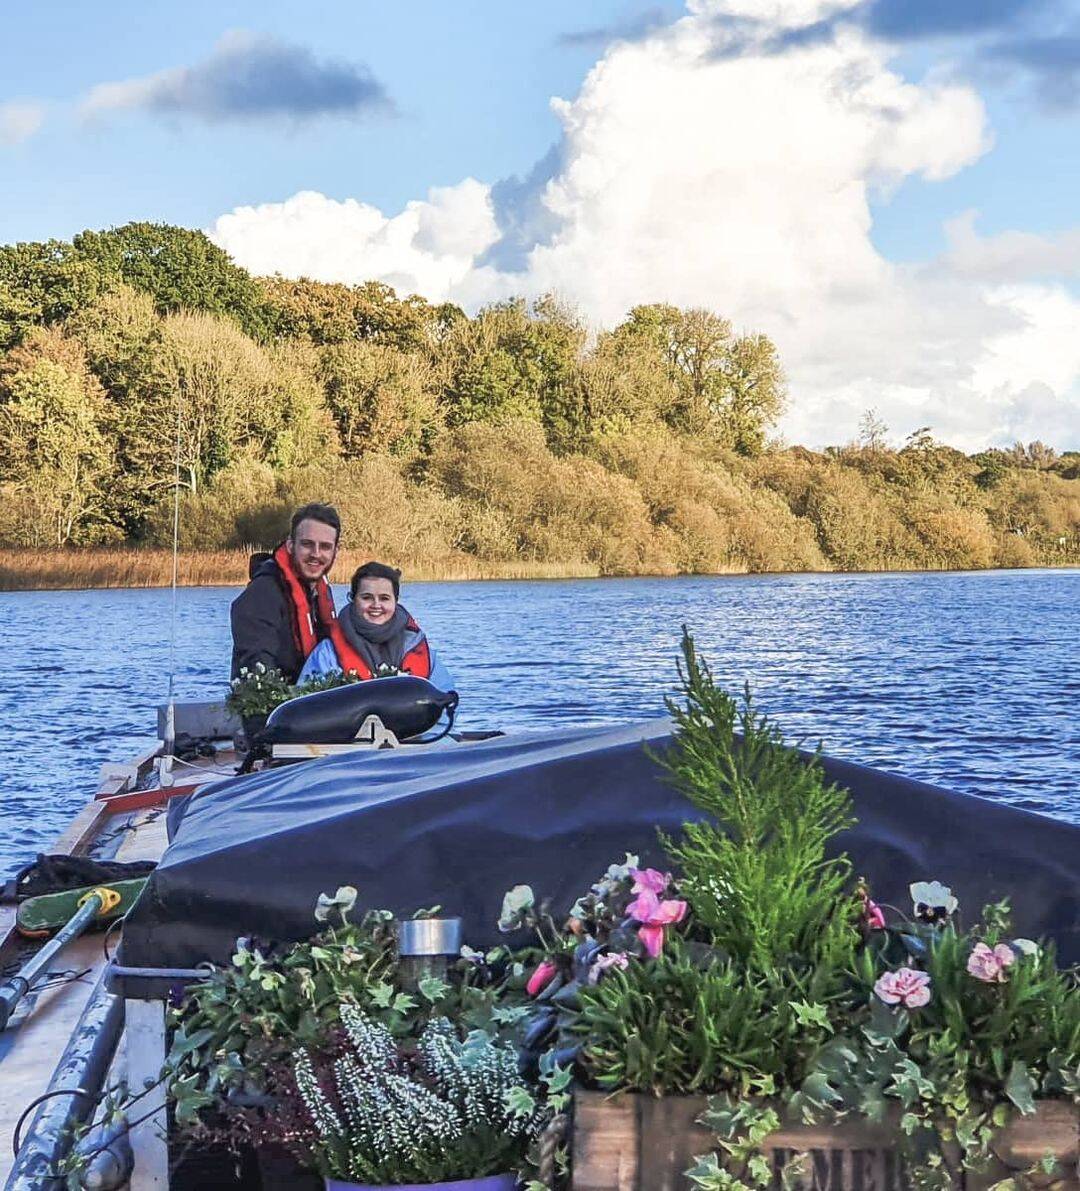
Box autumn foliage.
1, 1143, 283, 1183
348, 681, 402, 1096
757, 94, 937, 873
1, 222, 1077, 583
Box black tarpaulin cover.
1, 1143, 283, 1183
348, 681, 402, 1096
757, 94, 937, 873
119, 720, 1080, 971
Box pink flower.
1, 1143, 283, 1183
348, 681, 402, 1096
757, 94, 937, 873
588, 952, 630, 984
629, 867, 671, 895
860, 892, 886, 931
627, 889, 688, 957
526, 959, 559, 997
967, 942, 1016, 983
874, 967, 932, 1009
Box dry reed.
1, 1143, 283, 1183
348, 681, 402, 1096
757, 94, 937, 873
0, 548, 604, 592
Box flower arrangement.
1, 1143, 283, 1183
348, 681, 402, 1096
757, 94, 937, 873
86, 630, 1077, 1191
503, 633, 1080, 1190
226, 662, 361, 719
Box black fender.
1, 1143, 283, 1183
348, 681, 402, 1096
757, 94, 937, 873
262, 675, 459, 745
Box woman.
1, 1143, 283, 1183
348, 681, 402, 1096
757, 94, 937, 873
298, 561, 454, 692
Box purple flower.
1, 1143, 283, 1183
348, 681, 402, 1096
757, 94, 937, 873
874, 967, 932, 1009
628, 867, 671, 895
588, 952, 630, 984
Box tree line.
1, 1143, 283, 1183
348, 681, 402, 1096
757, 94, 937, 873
1, 221, 1077, 575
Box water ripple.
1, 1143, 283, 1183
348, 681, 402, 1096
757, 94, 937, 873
0, 569, 1077, 874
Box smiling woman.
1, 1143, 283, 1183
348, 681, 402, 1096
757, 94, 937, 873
298, 560, 455, 691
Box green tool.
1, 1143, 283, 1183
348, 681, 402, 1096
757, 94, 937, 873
0, 878, 148, 1031
15, 877, 148, 937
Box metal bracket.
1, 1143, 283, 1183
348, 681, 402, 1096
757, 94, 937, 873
270, 715, 401, 760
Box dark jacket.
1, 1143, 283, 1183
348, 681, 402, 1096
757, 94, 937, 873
230, 559, 310, 682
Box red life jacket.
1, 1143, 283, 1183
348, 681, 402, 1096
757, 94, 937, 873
330, 611, 433, 681
273, 542, 338, 662
272, 544, 432, 681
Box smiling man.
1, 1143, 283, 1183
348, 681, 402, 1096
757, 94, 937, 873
229, 502, 343, 682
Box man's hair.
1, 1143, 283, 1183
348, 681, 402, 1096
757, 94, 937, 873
289, 503, 341, 543
350, 560, 402, 600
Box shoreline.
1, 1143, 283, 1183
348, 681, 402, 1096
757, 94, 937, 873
2, 548, 1077, 592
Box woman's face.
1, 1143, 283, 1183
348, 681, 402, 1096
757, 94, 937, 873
356, 576, 397, 625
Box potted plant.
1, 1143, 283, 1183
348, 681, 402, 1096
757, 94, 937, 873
157, 886, 568, 1190
510, 633, 1079, 1190
226, 663, 361, 745
289, 1003, 566, 1189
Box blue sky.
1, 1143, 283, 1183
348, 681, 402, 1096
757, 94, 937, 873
2, 0, 1079, 448
0, 1, 685, 243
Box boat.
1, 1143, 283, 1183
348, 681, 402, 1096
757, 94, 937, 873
2, 691, 1079, 1190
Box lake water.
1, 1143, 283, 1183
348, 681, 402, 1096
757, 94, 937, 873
0, 570, 1077, 876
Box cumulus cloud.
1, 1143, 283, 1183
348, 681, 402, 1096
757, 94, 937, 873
82, 30, 390, 125
942, 211, 1080, 283
209, 183, 497, 299
0, 100, 45, 146
209, 1, 1080, 450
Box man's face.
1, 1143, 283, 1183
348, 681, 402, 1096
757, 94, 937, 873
287, 518, 338, 582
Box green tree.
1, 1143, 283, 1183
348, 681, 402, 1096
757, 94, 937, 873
73, 222, 269, 338
316, 340, 440, 460
0, 240, 112, 349
604, 305, 785, 451
0, 330, 116, 543
713, 332, 786, 455
260, 276, 457, 352
439, 297, 583, 433
138, 312, 333, 502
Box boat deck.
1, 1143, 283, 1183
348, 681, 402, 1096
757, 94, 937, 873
0, 747, 229, 1186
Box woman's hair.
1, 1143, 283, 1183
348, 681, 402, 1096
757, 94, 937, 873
350, 560, 402, 600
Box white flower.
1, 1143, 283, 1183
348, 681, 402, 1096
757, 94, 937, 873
314, 885, 358, 923
910, 880, 958, 922
497, 884, 535, 932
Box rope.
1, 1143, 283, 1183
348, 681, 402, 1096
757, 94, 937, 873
537, 1111, 568, 1190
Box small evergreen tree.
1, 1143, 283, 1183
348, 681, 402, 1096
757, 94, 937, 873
661, 631, 858, 983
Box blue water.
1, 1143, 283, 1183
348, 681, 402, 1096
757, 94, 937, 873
0, 570, 1077, 875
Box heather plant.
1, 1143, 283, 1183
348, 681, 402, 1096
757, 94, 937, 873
293, 1007, 563, 1185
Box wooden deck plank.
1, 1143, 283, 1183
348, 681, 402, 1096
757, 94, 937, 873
0, 786, 176, 1182
0, 934, 107, 1185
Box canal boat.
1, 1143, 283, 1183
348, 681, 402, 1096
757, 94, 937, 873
2, 694, 1079, 1190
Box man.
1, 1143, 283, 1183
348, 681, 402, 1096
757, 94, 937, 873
230, 503, 342, 681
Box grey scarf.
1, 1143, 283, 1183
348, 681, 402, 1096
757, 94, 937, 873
339, 601, 412, 673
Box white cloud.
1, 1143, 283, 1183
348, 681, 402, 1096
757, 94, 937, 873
209, 3, 1080, 450
943, 210, 1080, 283
209, 183, 497, 300
0, 101, 45, 146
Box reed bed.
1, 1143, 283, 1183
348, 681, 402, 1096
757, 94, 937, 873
0, 548, 605, 592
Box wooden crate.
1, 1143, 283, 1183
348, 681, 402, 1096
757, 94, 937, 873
571, 1091, 1079, 1190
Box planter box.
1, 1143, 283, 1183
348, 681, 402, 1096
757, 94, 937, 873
571, 1091, 1079, 1190
325, 1176, 517, 1191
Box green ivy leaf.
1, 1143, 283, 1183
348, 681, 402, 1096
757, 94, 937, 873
503, 1085, 536, 1118
368, 982, 394, 1009
791, 1000, 831, 1031
417, 976, 451, 1004
1004, 1060, 1036, 1116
